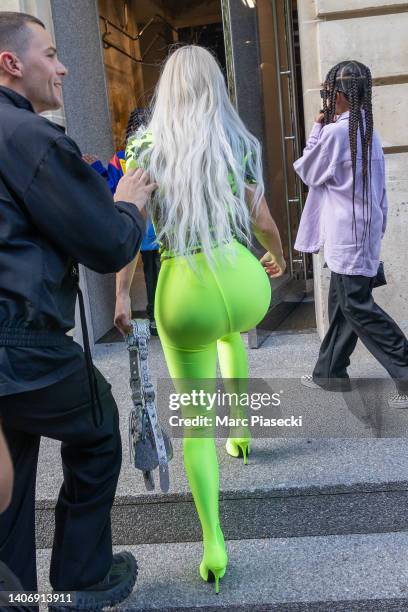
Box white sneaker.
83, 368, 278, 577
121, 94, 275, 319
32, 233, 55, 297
388, 393, 408, 409
301, 375, 321, 389
301, 374, 352, 392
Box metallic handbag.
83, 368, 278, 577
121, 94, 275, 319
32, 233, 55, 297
127, 319, 173, 492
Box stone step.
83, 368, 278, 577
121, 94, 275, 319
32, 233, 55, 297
35, 437, 408, 548
37, 531, 408, 611
35, 332, 408, 548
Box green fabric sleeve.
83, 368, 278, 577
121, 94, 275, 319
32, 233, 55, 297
125, 132, 153, 172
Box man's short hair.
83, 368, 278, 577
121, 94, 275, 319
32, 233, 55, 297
0, 12, 45, 57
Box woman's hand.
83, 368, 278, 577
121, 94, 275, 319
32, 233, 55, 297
114, 293, 132, 337
260, 252, 287, 278
315, 111, 325, 124
114, 168, 157, 215
82, 153, 99, 164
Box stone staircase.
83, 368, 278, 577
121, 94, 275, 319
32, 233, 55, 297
35, 333, 408, 610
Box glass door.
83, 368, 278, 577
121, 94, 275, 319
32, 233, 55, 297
237, 0, 315, 347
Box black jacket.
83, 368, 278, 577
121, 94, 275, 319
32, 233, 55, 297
0, 86, 145, 396
0, 86, 145, 333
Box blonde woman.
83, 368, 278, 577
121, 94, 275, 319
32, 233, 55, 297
115, 45, 285, 593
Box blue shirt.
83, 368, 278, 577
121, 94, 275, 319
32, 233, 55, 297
91, 151, 158, 252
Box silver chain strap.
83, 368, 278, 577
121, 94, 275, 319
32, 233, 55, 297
127, 319, 171, 492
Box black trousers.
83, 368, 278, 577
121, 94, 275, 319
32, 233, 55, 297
141, 250, 160, 321
313, 272, 408, 392
0, 366, 122, 592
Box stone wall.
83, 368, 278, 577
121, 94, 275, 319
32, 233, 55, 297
50, 0, 116, 345
0, 0, 20, 10
297, 0, 408, 337
2, 0, 66, 126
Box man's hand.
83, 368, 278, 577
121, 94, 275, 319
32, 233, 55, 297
114, 293, 132, 337
114, 168, 157, 214
260, 252, 287, 278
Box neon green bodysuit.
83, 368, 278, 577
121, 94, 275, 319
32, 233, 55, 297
126, 134, 271, 592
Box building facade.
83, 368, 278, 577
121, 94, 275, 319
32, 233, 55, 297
2, 0, 407, 347
297, 0, 408, 338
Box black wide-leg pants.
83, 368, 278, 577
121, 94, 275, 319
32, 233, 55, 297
0, 366, 122, 592
313, 272, 408, 392
141, 250, 160, 322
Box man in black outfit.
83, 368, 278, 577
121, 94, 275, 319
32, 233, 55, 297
0, 12, 155, 610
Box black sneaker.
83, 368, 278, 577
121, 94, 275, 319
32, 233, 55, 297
49, 551, 138, 611
0, 560, 24, 591
0, 562, 32, 611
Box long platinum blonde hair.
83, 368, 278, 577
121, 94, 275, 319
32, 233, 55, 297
137, 45, 264, 263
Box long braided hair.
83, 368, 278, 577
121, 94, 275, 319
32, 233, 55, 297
125, 108, 147, 145
322, 61, 373, 248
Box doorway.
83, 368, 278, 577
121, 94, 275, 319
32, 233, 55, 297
248, 0, 316, 347
98, 0, 226, 150
96, 0, 315, 345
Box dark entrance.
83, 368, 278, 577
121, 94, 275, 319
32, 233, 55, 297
96, 0, 315, 345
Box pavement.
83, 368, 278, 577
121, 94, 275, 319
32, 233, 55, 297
33, 326, 408, 610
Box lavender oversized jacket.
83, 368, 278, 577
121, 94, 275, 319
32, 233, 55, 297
293, 111, 388, 277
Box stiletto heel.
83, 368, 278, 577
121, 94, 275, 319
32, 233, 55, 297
211, 569, 223, 595
240, 442, 249, 465
199, 525, 228, 594
200, 566, 225, 594
225, 438, 251, 464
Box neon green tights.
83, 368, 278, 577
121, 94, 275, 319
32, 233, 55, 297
155, 240, 271, 590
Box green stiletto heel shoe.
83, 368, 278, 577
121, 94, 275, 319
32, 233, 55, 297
225, 438, 251, 465
199, 525, 228, 594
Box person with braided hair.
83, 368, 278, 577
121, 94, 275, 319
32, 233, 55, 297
294, 60, 408, 408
